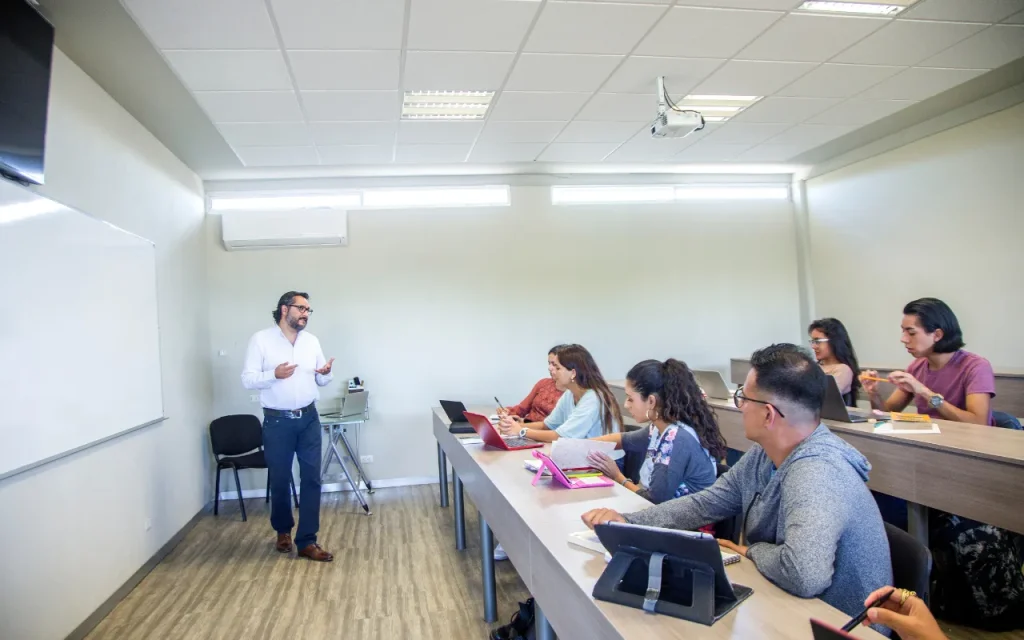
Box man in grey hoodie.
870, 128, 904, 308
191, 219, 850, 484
582, 344, 892, 623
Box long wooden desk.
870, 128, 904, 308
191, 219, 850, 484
433, 406, 883, 640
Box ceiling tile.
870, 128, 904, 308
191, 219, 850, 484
525, 1, 667, 55
477, 121, 567, 144
664, 0, 799, 7
163, 50, 292, 92
310, 122, 397, 145
235, 146, 320, 167
674, 142, 753, 161
123, 0, 277, 49
832, 20, 986, 66
395, 144, 471, 163
318, 145, 394, 164
902, 0, 1024, 23
404, 52, 514, 92
556, 121, 646, 143
602, 56, 724, 94
858, 67, 986, 99
489, 92, 592, 121
735, 143, 809, 161
217, 122, 312, 147
269, 0, 405, 49
506, 54, 622, 92
777, 63, 903, 98
806, 99, 917, 124
764, 123, 855, 146
919, 25, 1024, 68
636, 7, 783, 58
302, 91, 400, 120
194, 91, 305, 122
604, 139, 686, 161
584, 0, 672, 3
702, 122, 791, 145
537, 143, 619, 162
576, 93, 655, 121
468, 143, 546, 163
288, 51, 401, 90
738, 14, 888, 62
691, 60, 817, 96
397, 121, 484, 144
731, 96, 840, 122
1004, 10, 1024, 23
407, 0, 541, 52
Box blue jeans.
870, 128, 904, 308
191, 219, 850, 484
263, 408, 322, 549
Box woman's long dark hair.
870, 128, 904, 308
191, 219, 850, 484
627, 359, 727, 460
552, 344, 621, 435
808, 317, 861, 403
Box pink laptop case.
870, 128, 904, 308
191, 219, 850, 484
531, 451, 615, 489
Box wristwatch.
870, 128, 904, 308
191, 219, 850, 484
929, 393, 945, 409
519, 427, 528, 438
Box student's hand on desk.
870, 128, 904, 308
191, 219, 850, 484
496, 407, 509, 418
586, 451, 624, 483
717, 539, 748, 557
315, 358, 335, 375
497, 416, 521, 435
581, 508, 627, 530
888, 371, 929, 397
861, 586, 948, 640
860, 370, 881, 394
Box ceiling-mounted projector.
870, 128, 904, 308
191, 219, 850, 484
651, 76, 705, 139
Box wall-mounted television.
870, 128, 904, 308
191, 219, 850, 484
0, 0, 55, 186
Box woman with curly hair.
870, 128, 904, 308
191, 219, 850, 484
586, 358, 727, 504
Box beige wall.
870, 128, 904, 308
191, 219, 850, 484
205, 186, 803, 487
806, 102, 1024, 371
0, 51, 211, 640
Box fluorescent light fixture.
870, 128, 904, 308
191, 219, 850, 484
209, 193, 361, 212
0, 199, 64, 224
674, 95, 762, 122
362, 186, 510, 209
551, 184, 790, 205
551, 185, 675, 205
674, 185, 790, 200
685, 95, 761, 102
798, 1, 909, 15
402, 91, 495, 120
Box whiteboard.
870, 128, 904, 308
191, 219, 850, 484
0, 179, 164, 479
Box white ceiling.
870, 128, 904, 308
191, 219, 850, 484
120, 0, 1024, 168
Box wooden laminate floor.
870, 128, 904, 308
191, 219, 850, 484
86, 485, 1024, 640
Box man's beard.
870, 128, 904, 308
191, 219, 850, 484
287, 316, 307, 332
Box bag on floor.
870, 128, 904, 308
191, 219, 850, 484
489, 597, 535, 640
930, 513, 1024, 631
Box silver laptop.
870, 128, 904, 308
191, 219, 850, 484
820, 376, 874, 423
692, 370, 736, 401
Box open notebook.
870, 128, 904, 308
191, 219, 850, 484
568, 529, 741, 566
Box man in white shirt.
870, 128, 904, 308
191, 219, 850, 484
242, 291, 335, 562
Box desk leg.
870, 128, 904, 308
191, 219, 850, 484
437, 442, 449, 507
908, 502, 929, 547
454, 473, 466, 551
535, 602, 557, 640
481, 517, 497, 623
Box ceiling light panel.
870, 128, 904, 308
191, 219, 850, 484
402, 90, 495, 120
798, 1, 915, 16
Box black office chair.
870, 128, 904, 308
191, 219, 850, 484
992, 410, 1023, 430
885, 522, 932, 608
210, 414, 298, 522
714, 462, 743, 544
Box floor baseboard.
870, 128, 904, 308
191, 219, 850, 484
66, 507, 206, 640
215, 475, 438, 501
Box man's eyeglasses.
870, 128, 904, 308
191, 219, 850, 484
289, 305, 313, 315
733, 385, 785, 418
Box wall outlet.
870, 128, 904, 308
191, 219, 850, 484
360, 455, 373, 464
144, 518, 152, 531
250, 394, 259, 402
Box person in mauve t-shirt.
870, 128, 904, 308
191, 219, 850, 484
862, 298, 995, 426
497, 345, 565, 423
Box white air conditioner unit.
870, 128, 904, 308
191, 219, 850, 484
221, 209, 348, 250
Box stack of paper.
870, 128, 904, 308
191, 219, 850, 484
874, 423, 941, 435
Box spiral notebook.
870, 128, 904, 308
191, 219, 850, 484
568, 529, 741, 565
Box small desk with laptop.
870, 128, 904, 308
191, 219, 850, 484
432, 404, 884, 639
319, 390, 373, 515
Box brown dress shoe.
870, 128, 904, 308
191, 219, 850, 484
276, 533, 293, 553
297, 543, 333, 562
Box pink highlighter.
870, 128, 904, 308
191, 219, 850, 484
531, 450, 616, 489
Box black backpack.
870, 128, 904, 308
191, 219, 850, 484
930, 513, 1024, 631
489, 598, 535, 640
